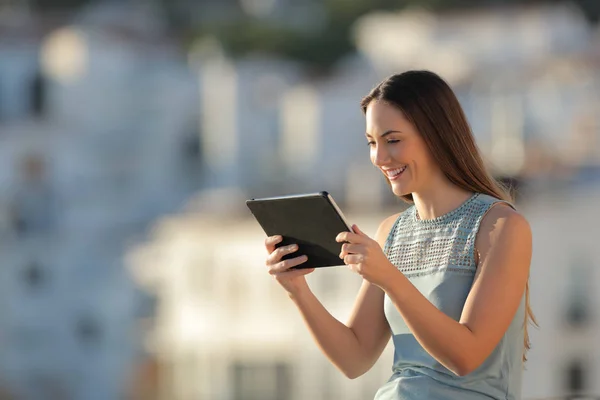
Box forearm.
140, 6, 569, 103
382, 270, 479, 376
289, 288, 371, 378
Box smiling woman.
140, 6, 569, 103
263, 70, 536, 400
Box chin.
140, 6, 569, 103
391, 183, 412, 197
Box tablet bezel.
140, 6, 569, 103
247, 191, 352, 230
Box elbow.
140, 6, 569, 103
338, 341, 378, 379
451, 357, 482, 377
341, 366, 366, 380
343, 371, 360, 380
340, 359, 373, 380
453, 365, 474, 377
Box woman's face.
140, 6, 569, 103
365, 100, 439, 197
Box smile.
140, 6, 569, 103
383, 166, 407, 181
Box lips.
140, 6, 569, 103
383, 166, 407, 180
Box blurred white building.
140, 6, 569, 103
353, 3, 600, 178
192, 50, 304, 195
187, 3, 600, 209
0, 3, 200, 399
354, 3, 590, 81
524, 186, 600, 398
128, 210, 395, 400
129, 186, 600, 400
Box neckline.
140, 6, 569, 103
413, 193, 480, 224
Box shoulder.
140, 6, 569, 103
476, 202, 532, 259
482, 202, 530, 235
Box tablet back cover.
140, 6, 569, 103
246, 192, 351, 269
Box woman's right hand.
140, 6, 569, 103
265, 235, 314, 295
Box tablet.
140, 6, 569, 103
246, 191, 353, 269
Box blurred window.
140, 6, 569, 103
565, 259, 592, 328
21, 260, 47, 290
11, 155, 56, 237
75, 313, 103, 349
30, 70, 47, 118
565, 359, 586, 394
231, 361, 290, 400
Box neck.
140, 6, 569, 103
412, 176, 474, 220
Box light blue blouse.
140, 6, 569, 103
374, 193, 526, 400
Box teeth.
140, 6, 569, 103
386, 166, 406, 177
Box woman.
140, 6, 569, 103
264, 70, 536, 399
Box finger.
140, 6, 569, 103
339, 243, 366, 259
335, 231, 364, 244
267, 244, 299, 265
269, 255, 309, 273
352, 224, 368, 236
346, 263, 358, 274
273, 267, 315, 280
265, 235, 283, 254
343, 254, 364, 265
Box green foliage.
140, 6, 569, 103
31, 0, 91, 11
189, 20, 351, 69
188, 1, 396, 69
43, 0, 597, 68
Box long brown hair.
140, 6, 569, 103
361, 70, 537, 362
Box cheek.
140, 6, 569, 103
388, 143, 411, 163
400, 142, 422, 163
411, 149, 438, 176
389, 145, 403, 160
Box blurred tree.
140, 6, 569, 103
19, 0, 600, 72
28, 0, 600, 25
180, 0, 600, 68
31, 0, 91, 11
185, 0, 399, 70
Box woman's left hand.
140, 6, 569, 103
336, 224, 398, 289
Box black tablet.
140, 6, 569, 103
246, 191, 353, 269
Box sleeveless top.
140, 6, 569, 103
374, 193, 526, 400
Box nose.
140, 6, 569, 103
371, 143, 391, 167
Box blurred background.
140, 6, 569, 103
0, 0, 599, 399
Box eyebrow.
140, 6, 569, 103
365, 130, 402, 138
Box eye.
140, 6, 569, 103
366, 141, 375, 147
387, 139, 400, 144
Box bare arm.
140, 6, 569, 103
275, 214, 398, 378
382, 204, 532, 376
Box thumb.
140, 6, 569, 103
352, 224, 367, 236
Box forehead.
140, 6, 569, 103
365, 101, 412, 134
